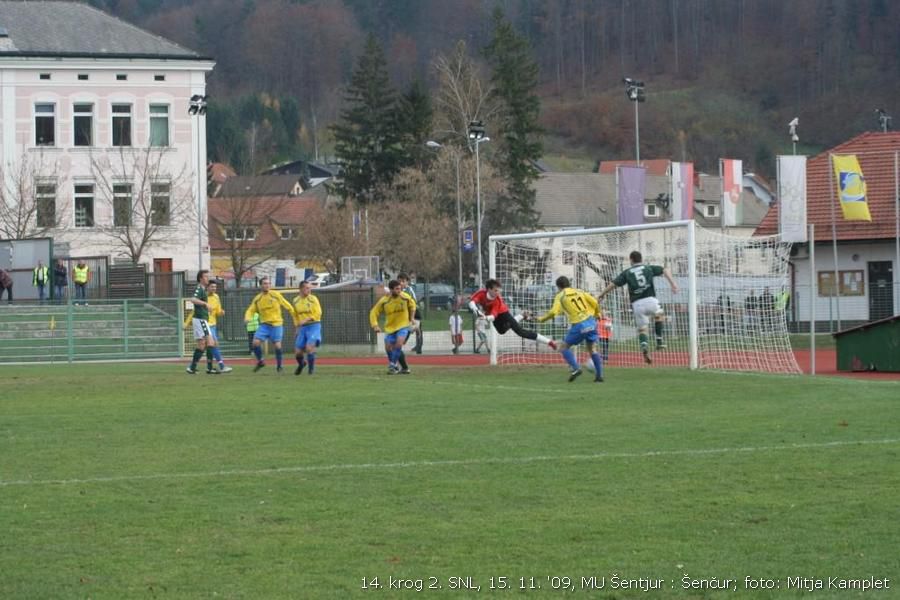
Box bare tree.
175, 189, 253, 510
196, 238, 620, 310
0, 151, 64, 239
90, 147, 194, 265
432, 40, 500, 141
207, 195, 294, 288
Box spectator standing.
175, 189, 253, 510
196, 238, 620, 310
0, 268, 12, 303
449, 310, 464, 354
744, 289, 758, 331
73, 260, 90, 305
33, 260, 49, 304
760, 287, 775, 329
246, 312, 260, 354
474, 314, 490, 354
53, 259, 67, 304
598, 312, 613, 361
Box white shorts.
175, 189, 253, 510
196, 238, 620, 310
631, 297, 662, 329
192, 318, 211, 340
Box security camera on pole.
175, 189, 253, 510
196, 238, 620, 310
623, 78, 645, 164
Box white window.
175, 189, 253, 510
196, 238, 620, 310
73, 103, 93, 147
74, 184, 95, 227
35, 103, 56, 146
225, 227, 257, 241
36, 181, 56, 228
280, 226, 297, 240
112, 103, 132, 147
706, 204, 719, 218
151, 183, 170, 226
644, 203, 657, 217
113, 184, 132, 227
149, 104, 169, 147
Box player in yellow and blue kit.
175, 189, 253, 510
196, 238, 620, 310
369, 279, 416, 374
292, 280, 322, 375
535, 276, 604, 383
244, 276, 297, 373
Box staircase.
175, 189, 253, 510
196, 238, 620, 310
0, 301, 181, 363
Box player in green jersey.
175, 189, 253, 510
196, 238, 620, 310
598, 250, 678, 364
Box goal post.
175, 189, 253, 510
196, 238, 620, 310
488, 220, 800, 374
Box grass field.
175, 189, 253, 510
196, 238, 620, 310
2, 363, 898, 599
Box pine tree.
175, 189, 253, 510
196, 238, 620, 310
397, 78, 434, 168
483, 8, 543, 232
330, 34, 404, 206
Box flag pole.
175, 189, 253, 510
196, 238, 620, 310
829, 153, 841, 331
809, 223, 815, 376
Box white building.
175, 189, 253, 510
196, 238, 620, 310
0, 1, 214, 273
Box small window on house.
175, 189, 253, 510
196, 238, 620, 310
40, 73, 51, 80
112, 103, 132, 147
34, 103, 56, 146
151, 183, 170, 226
149, 104, 169, 147
113, 184, 132, 227
78, 74, 89, 81
644, 203, 657, 218
36, 182, 57, 228
280, 226, 296, 240
706, 204, 718, 218
73, 103, 93, 146
116, 74, 127, 81
154, 74, 165, 81
74, 184, 95, 228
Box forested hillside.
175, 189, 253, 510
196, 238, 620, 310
89, 0, 900, 175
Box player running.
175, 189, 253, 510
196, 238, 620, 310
205, 281, 233, 373
186, 270, 216, 374
292, 280, 322, 375
535, 276, 604, 382
468, 279, 557, 350
244, 276, 296, 373
369, 279, 416, 374
597, 250, 678, 364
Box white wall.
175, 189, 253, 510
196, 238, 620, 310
792, 240, 899, 323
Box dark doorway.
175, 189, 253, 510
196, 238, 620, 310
867, 261, 893, 322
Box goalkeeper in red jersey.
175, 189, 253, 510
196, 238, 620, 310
468, 279, 557, 349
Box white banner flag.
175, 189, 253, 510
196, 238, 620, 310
721, 158, 743, 227
777, 155, 807, 242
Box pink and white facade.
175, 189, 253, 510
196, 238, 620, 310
0, 1, 215, 273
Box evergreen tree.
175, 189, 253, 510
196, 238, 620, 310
397, 78, 434, 168
330, 34, 404, 206
483, 8, 543, 232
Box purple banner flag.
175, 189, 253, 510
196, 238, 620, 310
617, 165, 647, 226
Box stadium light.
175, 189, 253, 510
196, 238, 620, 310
623, 78, 645, 164
426, 140, 464, 295
788, 117, 799, 155
468, 121, 489, 288
188, 94, 209, 271
876, 108, 892, 133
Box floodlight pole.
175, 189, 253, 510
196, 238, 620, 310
426, 141, 464, 295
475, 138, 483, 288
634, 97, 640, 164
189, 94, 208, 273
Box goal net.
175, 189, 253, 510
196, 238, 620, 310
489, 220, 800, 374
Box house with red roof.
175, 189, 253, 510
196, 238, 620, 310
756, 132, 900, 328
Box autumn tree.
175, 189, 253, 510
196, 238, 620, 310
90, 147, 194, 265
483, 8, 543, 233
297, 204, 366, 278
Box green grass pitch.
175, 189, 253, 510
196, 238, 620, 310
1, 364, 898, 598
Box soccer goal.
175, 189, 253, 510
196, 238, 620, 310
489, 220, 800, 374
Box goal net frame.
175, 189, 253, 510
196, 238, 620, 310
488, 220, 800, 374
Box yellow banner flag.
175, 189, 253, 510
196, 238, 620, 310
49, 316, 56, 331
832, 154, 872, 221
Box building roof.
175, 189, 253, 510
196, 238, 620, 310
533, 173, 617, 229
215, 175, 303, 198
261, 159, 338, 179
0, 1, 206, 60
756, 131, 900, 240
598, 159, 671, 177
207, 197, 319, 251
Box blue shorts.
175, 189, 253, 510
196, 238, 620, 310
564, 317, 599, 347
295, 322, 322, 350
209, 325, 219, 343
254, 323, 284, 343
384, 327, 411, 345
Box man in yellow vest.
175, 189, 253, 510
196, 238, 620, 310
33, 260, 49, 304
73, 260, 90, 305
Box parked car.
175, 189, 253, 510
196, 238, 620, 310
410, 282, 456, 311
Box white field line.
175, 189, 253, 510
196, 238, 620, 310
1, 438, 898, 488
